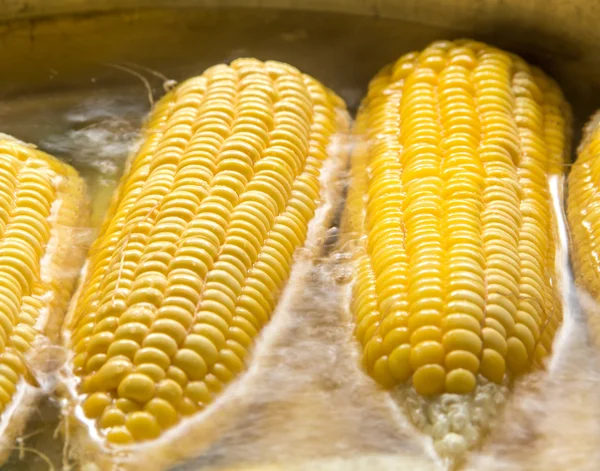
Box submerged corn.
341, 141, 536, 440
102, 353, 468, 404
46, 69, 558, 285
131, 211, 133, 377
65, 59, 346, 444
342, 40, 569, 456
0, 135, 87, 460
568, 112, 600, 341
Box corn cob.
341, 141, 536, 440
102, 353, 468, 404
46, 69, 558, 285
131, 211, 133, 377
63, 58, 347, 447
342, 40, 569, 458
567, 112, 600, 342
0, 134, 87, 463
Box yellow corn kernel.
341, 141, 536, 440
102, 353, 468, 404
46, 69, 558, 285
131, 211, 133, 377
0, 134, 87, 462
568, 111, 600, 343
65, 59, 347, 444
344, 40, 569, 396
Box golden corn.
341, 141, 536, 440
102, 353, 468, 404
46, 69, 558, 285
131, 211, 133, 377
0, 134, 87, 461
568, 112, 600, 339
64, 59, 346, 444
344, 40, 569, 396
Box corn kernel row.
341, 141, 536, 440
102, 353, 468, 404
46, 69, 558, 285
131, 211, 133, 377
65, 59, 345, 444
344, 40, 569, 396
568, 113, 600, 341
0, 135, 87, 459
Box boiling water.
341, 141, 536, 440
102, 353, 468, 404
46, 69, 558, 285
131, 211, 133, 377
1, 6, 600, 471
